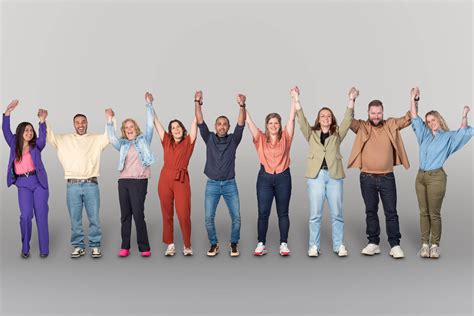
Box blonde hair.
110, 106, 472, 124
425, 111, 449, 132
120, 118, 142, 139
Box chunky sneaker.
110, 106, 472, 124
336, 245, 348, 257
183, 247, 193, 256
141, 251, 151, 257
91, 247, 102, 258
207, 244, 219, 257
254, 242, 267, 256
419, 244, 430, 258
279, 242, 290, 256
389, 245, 405, 259
70, 247, 85, 258
118, 249, 130, 257
308, 245, 319, 257
361, 243, 380, 256
429, 244, 440, 259
165, 244, 176, 256
230, 243, 239, 257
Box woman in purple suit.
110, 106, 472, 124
3, 100, 49, 258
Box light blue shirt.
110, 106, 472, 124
411, 115, 473, 171
107, 103, 156, 171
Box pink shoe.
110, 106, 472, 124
118, 249, 130, 257
141, 251, 151, 257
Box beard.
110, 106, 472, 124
369, 119, 383, 127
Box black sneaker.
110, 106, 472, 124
230, 243, 239, 257
206, 244, 219, 257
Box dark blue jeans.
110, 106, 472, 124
256, 166, 291, 244
360, 172, 401, 247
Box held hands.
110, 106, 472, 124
4, 99, 19, 116
105, 108, 115, 122
463, 106, 470, 117
348, 87, 359, 101
236, 94, 246, 107
37, 109, 48, 122
145, 92, 154, 104
194, 90, 203, 105
410, 87, 420, 101
289, 86, 300, 102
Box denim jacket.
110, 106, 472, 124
107, 103, 157, 171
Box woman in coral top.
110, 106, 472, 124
245, 95, 296, 256
153, 96, 198, 256
2, 100, 49, 258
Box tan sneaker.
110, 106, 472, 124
419, 244, 430, 258
429, 244, 440, 259
183, 247, 193, 256
164, 244, 176, 256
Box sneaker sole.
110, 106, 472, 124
183, 253, 193, 256
165, 253, 175, 257
279, 252, 290, 256
337, 252, 348, 257
207, 250, 219, 257
230, 252, 240, 257
361, 250, 380, 256
254, 251, 267, 256
70, 251, 85, 258
389, 253, 404, 259
308, 253, 319, 257
91, 254, 102, 258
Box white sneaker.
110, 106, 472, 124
419, 244, 430, 258
336, 245, 348, 257
164, 244, 175, 256
183, 247, 193, 256
254, 242, 267, 256
279, 242, 290, 256
389, 245, 405, 259
91, 247, 102, 258
429, 244, 440, 259
70, 247, 85, 258
361, 243, 380, 256
308, 245, 319, 257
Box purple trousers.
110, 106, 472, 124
15, 175, 49, 255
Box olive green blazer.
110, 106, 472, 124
296, 107, 353, 179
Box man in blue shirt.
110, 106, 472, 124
195, 91, 246, 257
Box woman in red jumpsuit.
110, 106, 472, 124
154, 101, 197, 256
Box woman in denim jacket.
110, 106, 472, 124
106, 92, 157, 257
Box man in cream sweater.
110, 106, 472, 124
47, 112, 110, 258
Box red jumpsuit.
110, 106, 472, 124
158, 133, 195, 247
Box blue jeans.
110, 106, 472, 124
66, 182, 102, 248
359, 172, 401, 247
205, 178, 241, 245
256, 166, 291, 244
307, 169, 344, 252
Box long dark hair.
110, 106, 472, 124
311, 107, 338, 135
15, 122, 37, 162
168, 119, 188, 143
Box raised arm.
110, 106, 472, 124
410, 86, 420, 118
460, 106, 470, 128
105, 108, 120, 151
348, 90, 362, 133
144, 92, 155, 144
153, 97, 166, 141
245, 109, 259, 140
194, 90, 204, 124
285, 99, 296, 139
236, 94, 246, 126
189, 117, 198, 144
339, 87, 359, 141
2, 99, 18, 144
292, 86, 311, 141
36, 108, 48, 150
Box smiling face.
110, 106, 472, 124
22, 124, 34, 143
214, 116, 230, 137
171, 121, 184, 141
318, 109, 333, 129
123, 120, 138, 140
426, 114, 440, 132
267, 117, 281, 136
368, 105, 384, 127
73, 115, 88, 135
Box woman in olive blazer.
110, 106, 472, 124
292, 86, 357, 257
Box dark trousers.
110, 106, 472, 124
256, 166, 291, 244
360, 172, 401, 247
118, 179, 150, 252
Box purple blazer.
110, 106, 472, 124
2, 114, 48, 189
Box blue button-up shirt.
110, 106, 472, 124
412, 115, 473, 171
107, 103, 157, 171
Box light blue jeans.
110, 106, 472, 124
204, 178, 241, 245
66, 182, 102, 248
307, 169, 344, 252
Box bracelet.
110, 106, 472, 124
194, 100, 203, 105
240, 104, 246, 107
414, 96, 420, 101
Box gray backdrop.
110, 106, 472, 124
1, 1, 472, 315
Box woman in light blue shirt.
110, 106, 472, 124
106, 92, 157, 258
409, 87, 473, 259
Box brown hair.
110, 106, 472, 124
120, 118, 142, 139
168, 119, 187, 143
15, 122, 37, 162
264, 113, 282, 141
368, 100, 384, 111
425, 110, 449, 131
311, 107, 338, 135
